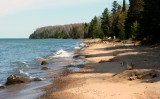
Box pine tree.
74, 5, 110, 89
140, 0, 160, 43
131, 20, 140, 40
122, 0, 126, 12
84, 23, 89, 38
88, 16, 99, 38
111, 1, 119, 14
110, 2, 121, 37
117, 11, 127, 39
101, 8, 110, 36
98, 28, 105, 39
125, 0, 144, 39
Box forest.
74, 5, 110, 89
29, 0, 160, 43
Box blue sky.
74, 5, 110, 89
0, 0, 129, 38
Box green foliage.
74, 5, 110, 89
125, 0, 144, 39
119, 29, 126, 40
110, 1, 121, 37
111, 1, 119, 14
101, 8, 110, 36
29, 0, 160, 44
131, 21, 140, 40
29, 24, 87, 39
122, 0, 126, 12
84, 23, 89, 38
88, 16, 99, 38
139, 0, 160, 43
98, 28, 105, 39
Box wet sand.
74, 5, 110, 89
40, 40, 160, 99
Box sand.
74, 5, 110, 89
41, 40, 160, 99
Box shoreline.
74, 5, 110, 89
40, 40, 160, 99
0, 39, 84, 99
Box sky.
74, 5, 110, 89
0, 0, 129, 38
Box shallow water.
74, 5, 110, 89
0, 39, 87, 99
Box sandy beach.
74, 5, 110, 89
41, 40, 160, 99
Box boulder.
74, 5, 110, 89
41, 61, 48, 65
0, 84, 5, 89
41, 67, 49, 70
5, 75, 29, 85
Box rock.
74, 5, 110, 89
41, 67, 49, 70
0, 84, 5, 89
5, 75, 29, 85
19, 78, 30, 83
41, 61, 48, 65
37, 58, 45, 61
126, 62, 133, 70
32, 77, 44, 81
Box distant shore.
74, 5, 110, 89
39, 39, 160, 99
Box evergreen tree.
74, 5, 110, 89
122, 0, 126, 12
88, 16, 99, 38
111, 1, 119, 14
117, 11, 127, 39
131, 20, 140, 40
98, 27, 105, 39
125, 0, 144, 39
110, 2, 121, 37
140, 0, 160, 43
101, 8, 110, 36
84, 23, 89, 38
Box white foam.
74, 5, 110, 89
19, 69, 29, 77
79, 43, 87, 47
53, 49, 72, 58
74, 46, 81, 50
29, 76, 45, 81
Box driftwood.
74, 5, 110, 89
129, 72, 157, 80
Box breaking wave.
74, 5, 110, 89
52, 49, 72, 58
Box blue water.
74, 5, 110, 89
0, 39, 82, 84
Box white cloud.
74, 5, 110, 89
0, 0, 105, 16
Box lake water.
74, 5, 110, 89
0, 39, 86, 99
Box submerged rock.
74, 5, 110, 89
41, 61, 48, 65
37, 58, 45, 61
32, 77, 44, 81
5, 75, 29, 85
41, 67, 49, 70
0, 84, 5, 89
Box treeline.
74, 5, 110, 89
30, 0, 160, 43
29, 24, 86, 39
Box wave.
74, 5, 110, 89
74, 46, 81, 50
52, 49, 72, 58
79, 42, 87, 47
12, 61, 30, 68
11, 69, 45, 81
29, 76, 45, 81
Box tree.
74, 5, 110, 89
140, 0, 160, 43
131, 20, 140, 40
101, 8, 110, 36
111, 1, 119, 14
88, 16, 99, 38
110, 1, 121, 37
84, 23, 89, 38
122, 0, 126, 12
117, 11, 127, 39
125, 0, 144, 39
98, 28, 105, 39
